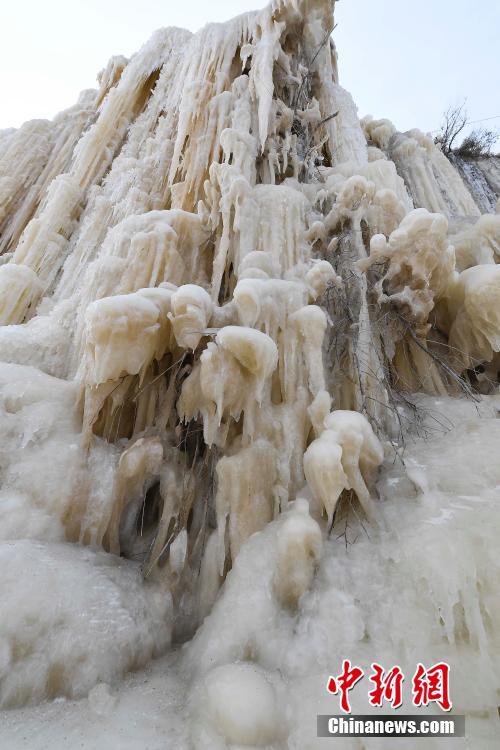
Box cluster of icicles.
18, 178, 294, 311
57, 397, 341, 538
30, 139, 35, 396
0, 0, 499, 721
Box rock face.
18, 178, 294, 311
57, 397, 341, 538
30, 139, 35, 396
0, 1, 500, 745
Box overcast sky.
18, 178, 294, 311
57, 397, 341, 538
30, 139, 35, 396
1, 0, 499, 144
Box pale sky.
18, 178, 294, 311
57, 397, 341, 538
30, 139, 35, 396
1, 0, 499, 144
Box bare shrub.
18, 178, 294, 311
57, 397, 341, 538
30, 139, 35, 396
456, 128, 497, 158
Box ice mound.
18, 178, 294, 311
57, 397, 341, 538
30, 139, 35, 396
0, 540, 172, 708
185, 399, 500, 749
192, 663, 284, 748
188, 500, 323, 674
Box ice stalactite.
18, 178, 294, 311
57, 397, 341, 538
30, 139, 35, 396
361, 116, 481, 217
1, 0, 500, 747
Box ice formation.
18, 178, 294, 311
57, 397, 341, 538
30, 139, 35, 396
1, 0, 500, 748
304, 410, 383, 523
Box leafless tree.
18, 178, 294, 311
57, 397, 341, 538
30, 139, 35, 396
435, 101, 468, 154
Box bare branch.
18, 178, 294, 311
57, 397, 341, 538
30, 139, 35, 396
435, 101, 468, 154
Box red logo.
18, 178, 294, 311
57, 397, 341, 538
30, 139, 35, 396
369, 663, 404, 709
412, 663, 452, 712
326, 659, 364, 713
326, 661, 452, 713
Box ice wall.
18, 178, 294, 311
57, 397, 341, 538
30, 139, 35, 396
0, 0, 499, 747
451, 154, 500, 214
